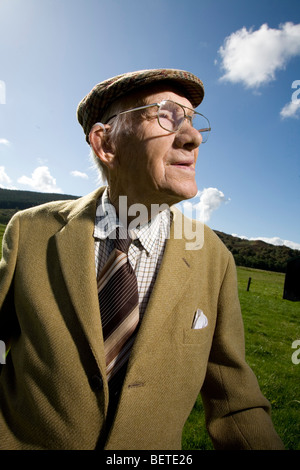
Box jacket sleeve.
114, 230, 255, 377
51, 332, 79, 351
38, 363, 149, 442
201, 252, 285, 449
0, 214, 20, 358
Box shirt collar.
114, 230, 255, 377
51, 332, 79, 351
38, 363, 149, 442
94, 187, 119, 240
94, 187, 171, 256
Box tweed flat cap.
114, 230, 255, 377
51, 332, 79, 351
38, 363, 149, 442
77, 68, 205, 142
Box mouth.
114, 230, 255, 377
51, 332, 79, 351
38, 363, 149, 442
171, 160, 195, 171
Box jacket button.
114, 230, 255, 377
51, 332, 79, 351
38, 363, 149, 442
89, 374, 103, 391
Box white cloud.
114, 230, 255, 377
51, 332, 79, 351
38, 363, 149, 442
233, 234, 300, 251
18, 166, 62, 193
0, 166, 13, 188
70, 170, 88, 179
181, 187, 230, 223
218, 22, 300, 88
0, 80, 6, 104
0, 138, 10, 146
280, 100, 300, 119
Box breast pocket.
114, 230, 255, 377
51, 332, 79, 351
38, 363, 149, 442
182, 308, 211, 345
179, 325, 211, 395
182, 325, 210, 345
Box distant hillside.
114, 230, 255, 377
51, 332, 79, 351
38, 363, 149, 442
0, 188, 79, 224
0, 188, 299, 273
215, 230, 299, 273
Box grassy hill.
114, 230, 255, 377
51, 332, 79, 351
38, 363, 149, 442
0, 188, 299, 272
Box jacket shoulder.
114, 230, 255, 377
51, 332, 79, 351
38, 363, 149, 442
203, 223, 230, 253
171, 205, 230, 256
12, 187, 104, 224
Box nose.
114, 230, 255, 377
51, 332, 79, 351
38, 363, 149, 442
173, 122, 202, 151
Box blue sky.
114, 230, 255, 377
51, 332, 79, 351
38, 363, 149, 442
0, 0, 300, 249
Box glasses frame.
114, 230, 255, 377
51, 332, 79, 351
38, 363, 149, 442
105, 100, 211, 142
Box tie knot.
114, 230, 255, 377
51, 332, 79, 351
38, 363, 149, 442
114, 227, 132, 253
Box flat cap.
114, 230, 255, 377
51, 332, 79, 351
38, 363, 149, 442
77, 68, 205, 142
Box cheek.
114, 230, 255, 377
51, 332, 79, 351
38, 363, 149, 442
118, 123, 173, 183
145, 151, 168, 186
116, 136, 142, 173
142, 137, 171, 178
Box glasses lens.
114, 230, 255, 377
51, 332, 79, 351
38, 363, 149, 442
192, 113, 211, 143
158, 101, 210, 143
158, 101, 184, 132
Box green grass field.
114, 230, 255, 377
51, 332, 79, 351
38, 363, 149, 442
0, 224, 5, 254
0, 225, 299, 449
182, 266, 300, 450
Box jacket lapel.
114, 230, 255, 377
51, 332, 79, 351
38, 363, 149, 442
54, 189, 107, 378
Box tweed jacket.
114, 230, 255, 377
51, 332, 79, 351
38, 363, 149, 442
0, 187, 284, 450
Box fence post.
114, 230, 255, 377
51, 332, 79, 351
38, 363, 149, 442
0, 340, 6, 364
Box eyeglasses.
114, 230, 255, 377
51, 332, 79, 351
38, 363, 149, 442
105, 100, 211, 143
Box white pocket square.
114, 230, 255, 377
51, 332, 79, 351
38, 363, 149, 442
192, 309, 208, 329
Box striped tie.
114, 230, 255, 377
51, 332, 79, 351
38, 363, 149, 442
98, 227, 140, 384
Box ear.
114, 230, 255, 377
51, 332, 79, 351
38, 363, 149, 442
89, 123, 116, 170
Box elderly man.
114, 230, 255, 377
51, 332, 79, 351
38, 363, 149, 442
0, 69, 284, 450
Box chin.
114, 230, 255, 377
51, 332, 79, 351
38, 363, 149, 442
166, 186, 198, 205
177, 184, 198, 201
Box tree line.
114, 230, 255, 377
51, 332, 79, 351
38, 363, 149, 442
214, 231, 299, 273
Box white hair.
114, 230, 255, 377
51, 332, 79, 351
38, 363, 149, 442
89, 147, 108, 185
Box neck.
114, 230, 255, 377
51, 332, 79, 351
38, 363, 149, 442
108, 187, 172, 228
